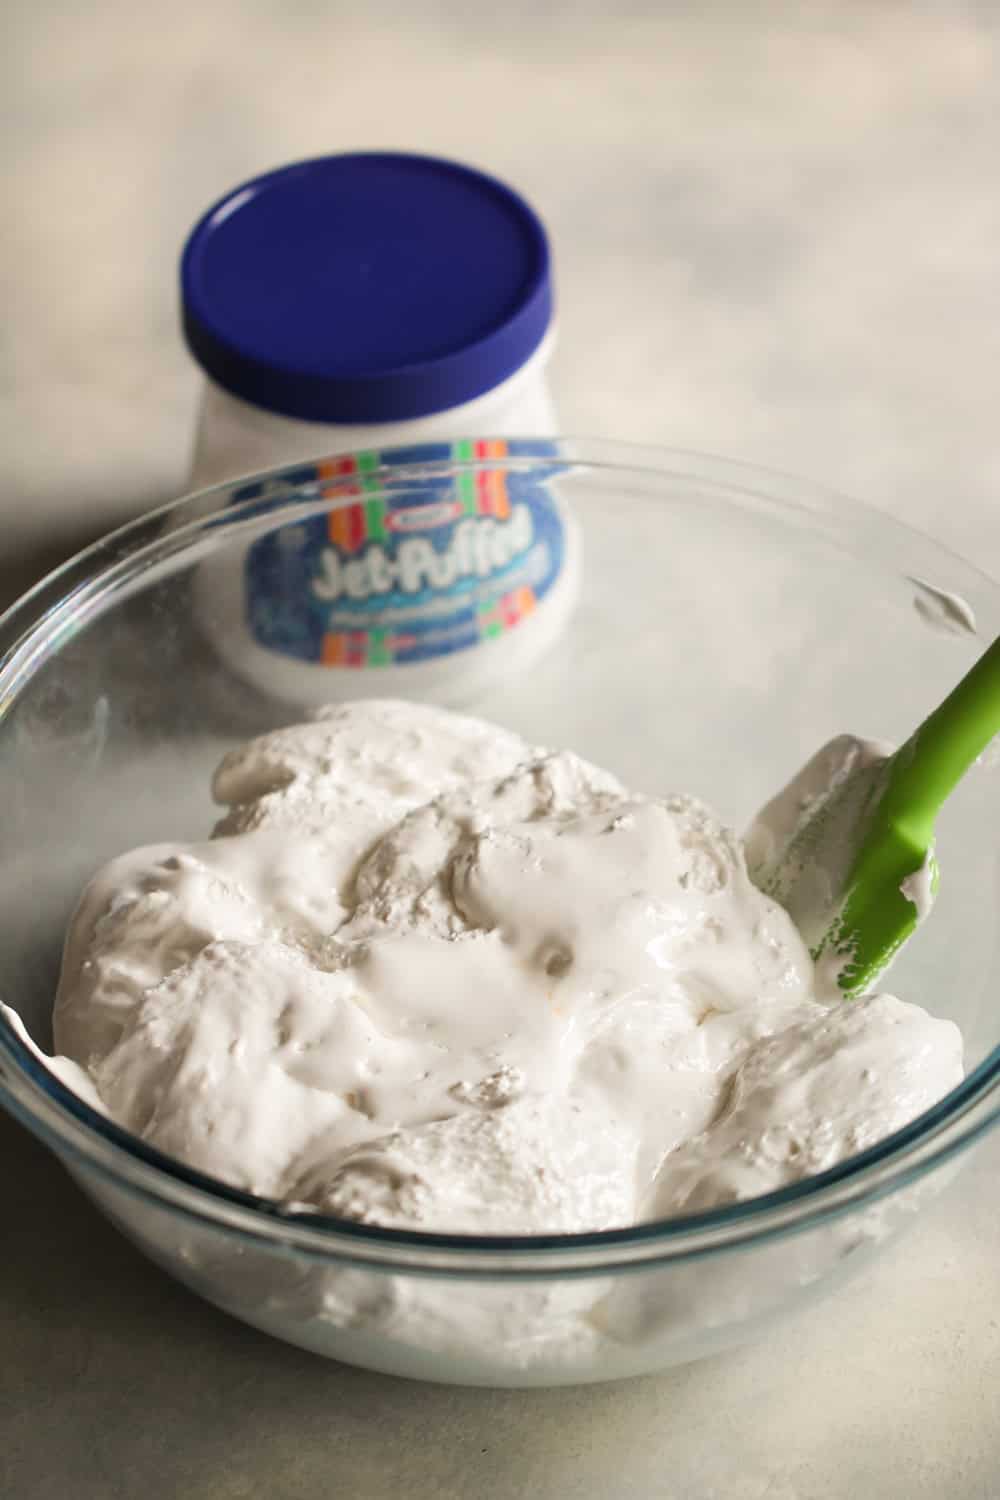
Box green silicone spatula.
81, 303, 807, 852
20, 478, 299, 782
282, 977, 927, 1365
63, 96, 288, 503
746, 633, 1000, 996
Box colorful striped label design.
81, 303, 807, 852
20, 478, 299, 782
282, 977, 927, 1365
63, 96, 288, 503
319, 451, 386, 553
242, 438, 564, 670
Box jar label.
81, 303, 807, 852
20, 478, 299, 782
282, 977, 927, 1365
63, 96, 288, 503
238, 439, 567, 667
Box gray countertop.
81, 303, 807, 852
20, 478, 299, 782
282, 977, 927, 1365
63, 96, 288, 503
4, 1107, 999, 1500
3, 3, 1000, 1495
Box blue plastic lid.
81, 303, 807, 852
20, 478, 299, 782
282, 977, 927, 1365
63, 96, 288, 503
180, 152, 553, 425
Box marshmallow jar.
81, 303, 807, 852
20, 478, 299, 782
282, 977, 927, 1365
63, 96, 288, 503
179, 152, 578, 707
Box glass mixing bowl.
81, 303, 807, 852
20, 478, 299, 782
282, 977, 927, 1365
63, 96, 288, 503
1, 440, 998, 1389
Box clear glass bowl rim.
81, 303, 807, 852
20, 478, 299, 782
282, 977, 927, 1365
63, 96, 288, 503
1, 437, 998, 1279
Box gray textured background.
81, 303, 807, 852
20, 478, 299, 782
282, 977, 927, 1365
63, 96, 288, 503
3, 3, 1000, 1496
5, 1, 1000, 585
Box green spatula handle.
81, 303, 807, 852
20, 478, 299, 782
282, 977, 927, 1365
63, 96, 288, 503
880, 634, 1000, 844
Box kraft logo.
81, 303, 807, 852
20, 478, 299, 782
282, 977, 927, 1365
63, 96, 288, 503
386, 500, 464, 533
